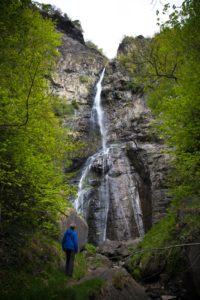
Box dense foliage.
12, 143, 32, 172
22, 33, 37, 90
0, 0, 77, 267
119, 0, 200, 205
119, 0, 200, 283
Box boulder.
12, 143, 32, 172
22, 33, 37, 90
86, 253, 113, 272
81, 267, 149, 300
183, 241, 200, 298
97, 239, 141, 261
59, 208, 88, 250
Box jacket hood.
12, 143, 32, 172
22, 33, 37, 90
67, 228, 74, 235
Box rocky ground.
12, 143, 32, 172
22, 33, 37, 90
66, 238, 190, 300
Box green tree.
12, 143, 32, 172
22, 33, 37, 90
0, 0, 76, 265
119, 1, 200, 283
119, 0, 200, 203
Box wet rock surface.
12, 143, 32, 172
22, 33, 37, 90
102, 61, 172, 225
73, 60, 171, 244
77, 145, 149, 245
53, 16, 172, 256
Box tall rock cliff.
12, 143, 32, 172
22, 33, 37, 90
49, 14, 107, 140
52, 19, 171, 245
102, 59, 171, 227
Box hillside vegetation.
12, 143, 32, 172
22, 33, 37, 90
0, 0, 79, 293
119, 0, 200, 285
0, 2, 107, 299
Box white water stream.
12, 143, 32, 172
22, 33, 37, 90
73, 68, 144, 241
74, 153, 97, 212
91, 68, 106, 151
74, 69, 107, 213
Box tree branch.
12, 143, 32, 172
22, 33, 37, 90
0, 61, 40, 127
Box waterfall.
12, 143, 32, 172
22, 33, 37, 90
74, 68, 108, 212
91, 68, 106, 151
73, 68, 144, 244
74, 153, 97, 213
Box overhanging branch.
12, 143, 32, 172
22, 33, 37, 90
0, 61, 40, 128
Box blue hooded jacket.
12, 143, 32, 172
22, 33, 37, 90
62, 228, 78, 253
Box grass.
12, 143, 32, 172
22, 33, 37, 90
128, 213, 180, 279
128, 198, 200, 281
84, 243, 96, 255
1, 271, 104, 300
1, 252, 103, 300
74, 252, 88, 280
79, 75, 89, 83
1, 232, 105, 300
89, 257, 105, 269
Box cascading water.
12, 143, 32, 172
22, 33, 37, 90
74, 154, 97, 213
74, 68, 106, 213
91, 68, 107, 151
73, 68, 145, 244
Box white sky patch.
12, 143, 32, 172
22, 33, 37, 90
35, 0, 183, 58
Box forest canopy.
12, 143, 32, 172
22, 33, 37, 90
0, 0, 77, 266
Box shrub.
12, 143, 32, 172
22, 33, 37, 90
112, 272, 130, 290
53, 101, 75, 116
79, 75, 89, 83
84, 243, 96, 254
85, 41, 104, 55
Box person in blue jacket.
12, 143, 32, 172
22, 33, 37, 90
62, 223, 78, 276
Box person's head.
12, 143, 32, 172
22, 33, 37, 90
69, 223, 76, 230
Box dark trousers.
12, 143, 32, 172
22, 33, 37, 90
65, 249, 75, 276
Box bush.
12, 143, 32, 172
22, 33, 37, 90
85, 41, 104, 55
84, 243, 96, 254
53, 101, 75, 116
128, 214, 179, 279
79, 75, 89, 83
71, 99, 79, 109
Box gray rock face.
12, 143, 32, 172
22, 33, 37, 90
51, 30, 107, 139
117, 35, 146, 57
74, 61, 171, 244
126, 142, 171, 225
54, 25, 171, 245
102, 61, 171, 225
76, 145, 150, 245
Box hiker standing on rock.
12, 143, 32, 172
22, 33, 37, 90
62, 223, 78, 277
